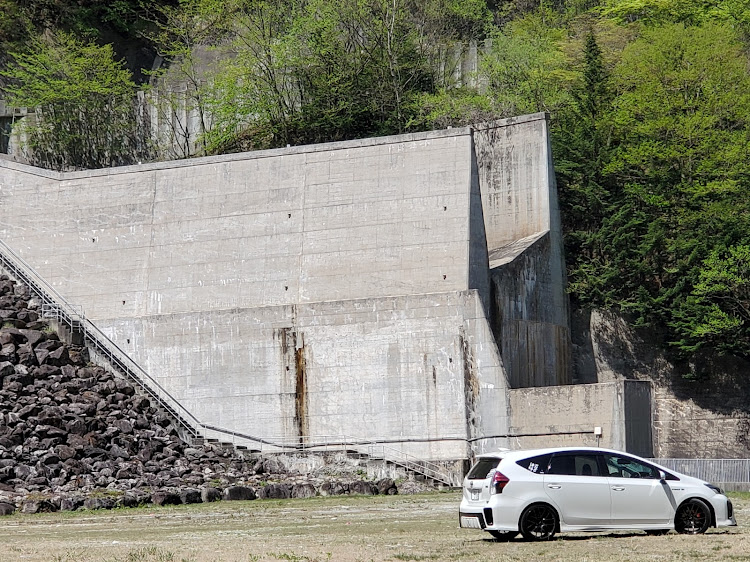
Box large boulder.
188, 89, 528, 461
180, 488, 202, 504
349, 480, 377, 495
291, 484, 316, 499
201, 487, 222, 503
376, 478, 398, 495
258, 483, 291, 499
223, 486, 256, 501
0, 502, 15, 516
151, 489, 182, 506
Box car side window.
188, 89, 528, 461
604, 454, 660, 479
548, 453, 603, 476
516, 454, 552, 474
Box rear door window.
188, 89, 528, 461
467, 457, 501, 479
516, 454, 552, 474
548, 453, 603, 476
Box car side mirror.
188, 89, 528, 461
658, 470, 666, 481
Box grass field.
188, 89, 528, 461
0, 492, 747, 561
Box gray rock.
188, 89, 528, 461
108, 444, 130, 459
83, 496, 117, 510
291, 483, 316, 499
113, 419, 133, 434
349, 480, 377, 495
258, 483, 291, 499
121, 491, 149, 508
60, 496, 84, 511
180, 488, 202, 504
0, 501, 15, 515
223, 486, 256, 501
55, 445, 76, 461
201, 487, 222, 503
21, 499, 56, 513
327, 481, 348, 496
151, 490, 181, 506
376, 478, 398, 495
0, 361, 14, 379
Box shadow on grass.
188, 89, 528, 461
481, 531, 661, 543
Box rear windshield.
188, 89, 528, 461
467, 457, 501, 479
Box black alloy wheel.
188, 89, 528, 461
675, 498, 711, 534
519, 504, 558, 541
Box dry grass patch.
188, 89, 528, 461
0, 492, 746, 561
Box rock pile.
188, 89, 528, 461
0, 274, 401, 516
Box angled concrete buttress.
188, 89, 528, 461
0, 113, 570, 463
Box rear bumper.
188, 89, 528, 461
459, 511, 486, 529
459, 498, 524, 532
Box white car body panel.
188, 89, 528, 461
543, 473, 611, 526
608, 476, 674, 526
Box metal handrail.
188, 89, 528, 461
367, 444, 458, 486
0, 238, 462, 485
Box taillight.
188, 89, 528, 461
492, 470, 509, 494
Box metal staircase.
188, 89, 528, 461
0, 238, 460, 488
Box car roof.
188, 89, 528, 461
476, 446, 648, 461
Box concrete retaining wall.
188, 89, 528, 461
0, 113, 570, 461
506, 380, 653, 458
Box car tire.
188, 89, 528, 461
645, 529, 669, 536
488, 530, 517, 541
519, 504, 558, 541
675, 498, 711, 534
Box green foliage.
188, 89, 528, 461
1, 31, 149, 169
141, 0, 230, 158
673, 245, 750, 355
601, 0, 750, 26
553, 29, 616, 304
0, 0, 177, 36
481, 10, 574, 116
412, 87, 496, 129
421, 0, 495, 39
559, 22, 750, 357
204, 0, 436, 151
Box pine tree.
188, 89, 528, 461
554, 30, 615, 305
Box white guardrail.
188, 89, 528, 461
0, 238, 458, 487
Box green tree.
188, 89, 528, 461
201, 0, 303, 151
142, 0, 230, 158
673, 245, 750, 356
601, 0, 750, 29
1, 31, 149, 169
580, 23, 750, 353
481, 9, 573, 116
554, 29, 616, 304
204, 0, 437, 151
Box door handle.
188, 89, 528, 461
612, 486, 626, 491
547, 484, 561, 489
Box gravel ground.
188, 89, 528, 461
0, 491, 747, 562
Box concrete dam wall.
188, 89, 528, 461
0, 113, 570, 461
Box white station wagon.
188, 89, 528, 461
459, 447, 736, 541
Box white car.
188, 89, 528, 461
459, 446, 736, 541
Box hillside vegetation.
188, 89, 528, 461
1, 0, 749, 369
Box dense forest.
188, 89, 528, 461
1, 0, 749, 370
